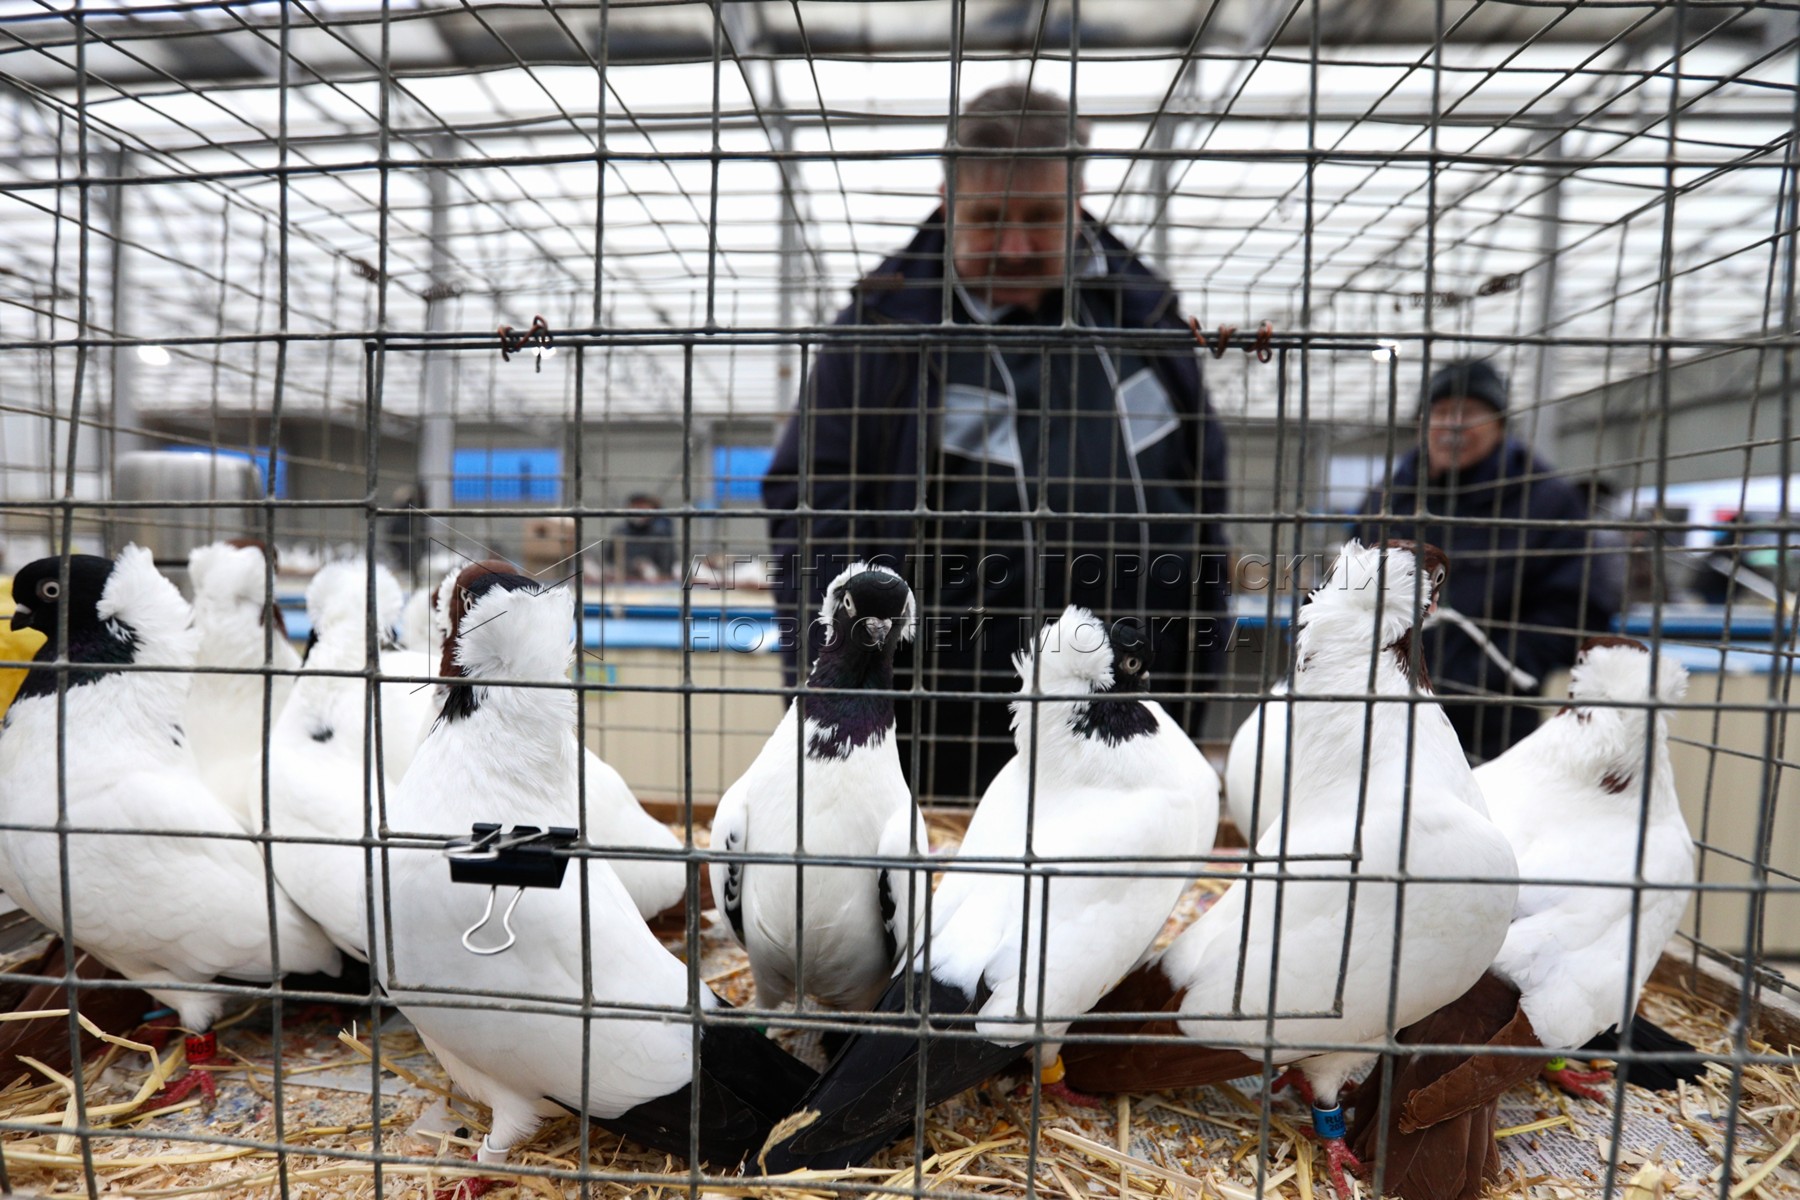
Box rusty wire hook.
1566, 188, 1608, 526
1252, 320, 1274, 363
1189, 316, 1236, 358
1187, 315, 1276, 364
498, 315, 554, 370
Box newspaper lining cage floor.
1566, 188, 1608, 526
0, 817, 1793, 1200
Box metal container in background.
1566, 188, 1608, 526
111, 450, 265, 569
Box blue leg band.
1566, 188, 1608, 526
1312, 1103, 1347, 1140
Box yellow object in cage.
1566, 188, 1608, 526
0, 578, 46, 720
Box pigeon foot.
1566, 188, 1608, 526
1041, 1078, 1108, 1109
1016, 1056, 1108, 1109
1321, 1136, 1363, 1197
1273, 1067, 1316, 1105
145, 1033, 219, 1111
1308, 1103, 1361, 1196
435, 1175, 496, 1200
1544, 1057, 1612, 1102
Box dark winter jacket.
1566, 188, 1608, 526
1353, 438, 1621, 761
762, 208, 1230, 798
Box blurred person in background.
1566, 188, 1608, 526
763, 83, 1231, 802
383, 483, 426, 586
1354, 358, 1622, 762
610, 493, 678, 583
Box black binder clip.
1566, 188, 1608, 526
446, 824, 579, 955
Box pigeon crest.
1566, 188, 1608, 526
1297, 540, 1447, 681
189, 539, 285, 633
439, 564, 567, 724
1013, 606, 1158, 746
1563, 636, 1689, 799
306, 559, 406, 646
1570, 636, 1688, 706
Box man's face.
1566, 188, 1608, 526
943, 159, 1077, 310
1425, 396, 1505, 477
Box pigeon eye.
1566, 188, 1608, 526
840, 594, 856, 619
36, 580, 60, 602
1121, 655, 1142, 674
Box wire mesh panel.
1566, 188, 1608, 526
0, 2, 1795, 1198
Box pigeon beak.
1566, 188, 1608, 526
860, 617, 893, 647
9, 603, 30, 631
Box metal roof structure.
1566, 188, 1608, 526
0, 2, 1794, 452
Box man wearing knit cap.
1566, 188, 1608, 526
1354, 358, 1621, 762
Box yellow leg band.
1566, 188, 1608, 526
1040, 1056, 1066, 1085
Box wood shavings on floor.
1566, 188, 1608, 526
0, 827, 1794, 1200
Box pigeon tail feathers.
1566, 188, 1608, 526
1348, 973, 1539, 1200
1062, 960, 1261, 1094
1579, 1015, 1706, 1090
566, 1015, 817, 1167
758, 970, 1017, 1172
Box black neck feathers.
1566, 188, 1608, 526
803, 641, 896, 760
15, 619, 140, 702
439, 682, 481, 725
1069, 694, 1158, 745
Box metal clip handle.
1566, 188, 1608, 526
461, 886, 525, 956
447, 825, 505, 863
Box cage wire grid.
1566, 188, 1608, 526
0, 0, 1795, 1198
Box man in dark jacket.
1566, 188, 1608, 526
762, 84, 1231, 802
1354, 359, 1621, 762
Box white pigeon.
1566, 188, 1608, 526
377, 563, 815, 1176
1478, 636, 1697, 1096
1225, 606, 1544, 846
1224, 681, 1291, 843
579, 747, 686, 922
426, 558, 686, 923
0, 548, 343, 1107
369, 566, 437, 786
708, 562, 927, 1011
185, 539, 301, 825
398, 584, 433, 654
1061, 540, 1519, 1198
760, 606, 1220, 1171
1337, 638, 1702, 1200
260, 559, 407, 959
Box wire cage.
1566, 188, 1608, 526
0, 1, 1796, 1198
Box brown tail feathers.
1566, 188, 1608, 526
1350, 972, 1547, 1200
